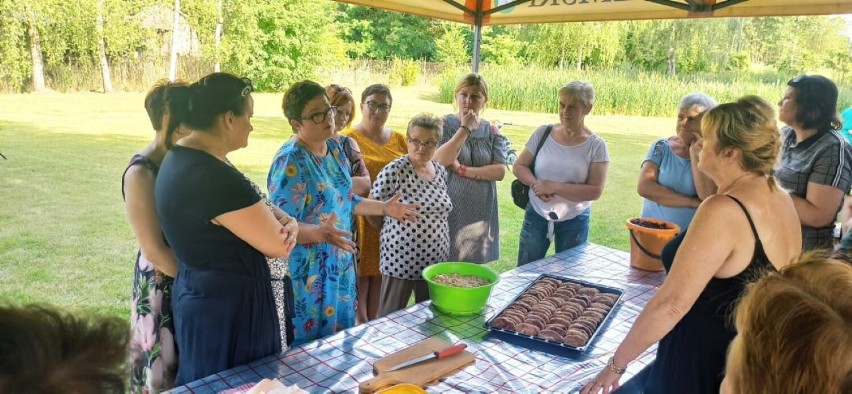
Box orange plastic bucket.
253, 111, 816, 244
626, 218, 681, 272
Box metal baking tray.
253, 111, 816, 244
484, 274, 624, 355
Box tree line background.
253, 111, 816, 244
2, 0, 850, 113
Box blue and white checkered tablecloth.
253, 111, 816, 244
168, 243, 665, 394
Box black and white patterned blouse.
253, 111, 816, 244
372, 156, 453, 280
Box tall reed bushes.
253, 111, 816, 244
439, 65, 852, 117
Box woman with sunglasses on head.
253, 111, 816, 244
123, 80, 190, 392
433, 73, 509, 265
367, 114, 453, 317
326, 84, 370, 196
341, 84, 407, 323
155, 73, 298, 385
269, 80, 419, 345
775, 75, 852, 251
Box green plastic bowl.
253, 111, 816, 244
422, 262, 500, 315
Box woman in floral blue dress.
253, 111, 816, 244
268, 81, 420, 346
122, 80, 190, 392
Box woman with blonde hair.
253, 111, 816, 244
433, 73, 509, 264
582, 96, 802, 394
513, 81, 609, 266
721, 255, 852, 394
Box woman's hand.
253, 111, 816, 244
531, 180, 555, 196
278, 214, 299, 254
580, 366, 622, 394
689, 132, 703, 162
319, 212, 356, 253
461, 108, 480, 131
383, 192, 421, 223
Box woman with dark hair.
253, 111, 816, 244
0, 304, 130, 394
155, 72, 298, 384
341, 84, 407, 323
269, 80, 419, 345
776, 75, 852, 251
433, 73, 508, 264
123, 80, 190, 392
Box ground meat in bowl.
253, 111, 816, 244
433, 273, 490, 287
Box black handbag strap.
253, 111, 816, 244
529, 125, 553, 177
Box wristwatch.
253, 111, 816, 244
607, 357, 626, 375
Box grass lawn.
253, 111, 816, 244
0, 85, 672, 319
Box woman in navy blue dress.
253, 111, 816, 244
155, 73, 299, 385
581, 96, 802, 394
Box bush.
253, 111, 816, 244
389, 58, 419, 86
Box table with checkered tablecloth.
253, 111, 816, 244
168, 243, 665, 394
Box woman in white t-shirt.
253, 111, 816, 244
512, 81, 610, 266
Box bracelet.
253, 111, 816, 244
459, 125, 472, 134
607, 357, 626, 375
458, 165, 467, 177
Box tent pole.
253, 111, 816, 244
472, 1, 483, 72
472, 23, 482, 72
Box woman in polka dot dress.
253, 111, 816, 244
369, 114, 454, 317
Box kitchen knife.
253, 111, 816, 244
384, 343, 467, 372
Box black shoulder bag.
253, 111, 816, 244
511, 125, 552, 209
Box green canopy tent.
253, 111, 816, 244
334, 0, 852, 71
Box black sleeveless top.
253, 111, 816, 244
643, 195, 774, 394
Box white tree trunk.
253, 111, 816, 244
214, 0, 223, 72
168, 0, 180, 81
97, 0, 113, 93
26, 9, 46, 92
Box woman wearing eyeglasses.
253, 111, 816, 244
155, 73, 298, 384
341, 84, 407, 323
433, 73, 509, 265
775, 75, 852, 251
269, 81, 420, 345
368, 114, 453, 317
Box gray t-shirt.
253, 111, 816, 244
525, 124, 610, 221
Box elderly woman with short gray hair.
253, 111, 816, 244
512, 81, 610, 266
368, 114, 453, 317
637, 92, 718, 231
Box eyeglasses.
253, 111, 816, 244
299, 106, 337, 124
365, 101, 391, 113
334, 110, 351, 120
407, 138, 438, 149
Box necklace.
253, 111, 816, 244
719, 172, 754, 194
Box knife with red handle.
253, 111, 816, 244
384, 343, 468, 372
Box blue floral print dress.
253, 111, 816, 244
268, 139, 362, 346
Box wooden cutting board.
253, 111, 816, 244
359, 337, 475, 393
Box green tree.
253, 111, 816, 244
434, 23, 469, 66
336, 5, 438, 60
217, 0, 343, 91
481, 25, 522, 66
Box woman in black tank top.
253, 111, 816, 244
582, 96, 802, 394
